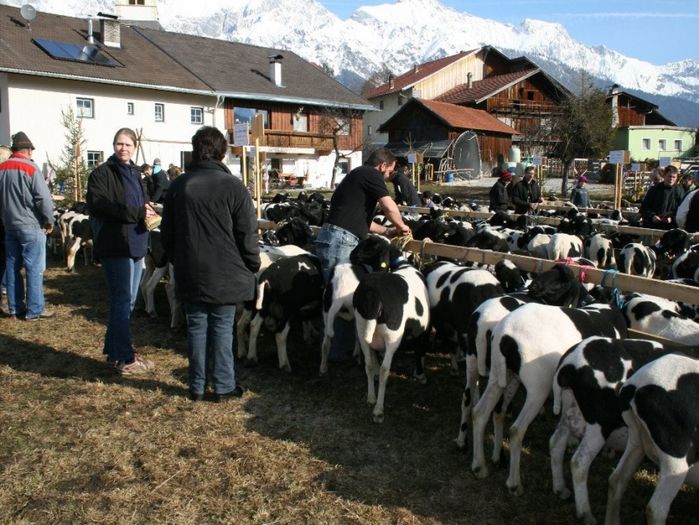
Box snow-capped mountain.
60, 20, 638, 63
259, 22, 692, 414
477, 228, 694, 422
4, 0, 699, 124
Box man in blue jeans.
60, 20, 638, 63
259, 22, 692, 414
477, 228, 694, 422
162, 127, 260, 402
0, 132, 54, 320
315, 148, 410, 361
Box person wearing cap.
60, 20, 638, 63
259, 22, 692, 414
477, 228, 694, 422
570, 175, 591, 208
0, 132, 55, 320
489, 169, 512, 212
151, 157, 170, 204
675, 171, 699, 233
511, 165, 543, 214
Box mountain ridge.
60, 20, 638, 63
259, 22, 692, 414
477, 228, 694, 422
3, 0, 698, 125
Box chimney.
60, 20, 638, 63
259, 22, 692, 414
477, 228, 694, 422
87, 17, 95, 45
388, 74, 394, 90
269, 54, 284, 87
467, 72, 473, 89
414, 63, 419, 73
98, 13, 121, 48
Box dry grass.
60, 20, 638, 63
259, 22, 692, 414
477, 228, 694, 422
1, 257, 696, 524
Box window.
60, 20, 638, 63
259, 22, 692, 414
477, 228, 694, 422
127, 102, 134, 115
76, 97, 94, 118
154, 103, 164, 122
674, 139, 683, 151
527, 91, 535, 101
379, 100, 384, 110
86, 151, 103, 169
129, 0, 145, 4
368, 125, 373, 135
234, 107, 269, 128
191, 106, 203, 125
292, 112, 308, 132
658, 139, 667, 151
336, 117, 350, 136
642, 138, 651, 150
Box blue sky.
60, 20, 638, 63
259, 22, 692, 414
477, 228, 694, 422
320, 0, 698, 65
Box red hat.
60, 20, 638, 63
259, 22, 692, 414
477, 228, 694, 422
500, 170, 512, 181
578, 175, 588, 183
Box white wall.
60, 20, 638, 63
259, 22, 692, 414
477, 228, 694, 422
0, 73, 11, 146
364, 92, 406, 147
5, 74, 222, 174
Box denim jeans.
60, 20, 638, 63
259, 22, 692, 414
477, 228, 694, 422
184, 302, 237, 395
101, 256, 144, 363
314, 223, 359, 284
5, 228, 47, 318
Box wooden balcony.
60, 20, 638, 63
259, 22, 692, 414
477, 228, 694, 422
264, 130, 335, 154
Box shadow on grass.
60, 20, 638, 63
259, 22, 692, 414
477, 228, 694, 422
0, 332, 187, 397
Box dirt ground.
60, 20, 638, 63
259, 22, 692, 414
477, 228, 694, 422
1, 254, 697, 524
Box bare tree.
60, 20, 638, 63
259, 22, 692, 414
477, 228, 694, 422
550, 72, 613, 196
319, 107, 365, 188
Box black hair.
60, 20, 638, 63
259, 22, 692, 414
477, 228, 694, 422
364, 148, 396, 168
191, 126, 228, 162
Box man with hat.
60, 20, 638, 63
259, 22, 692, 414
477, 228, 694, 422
489, 169, 512, 212
0, 131, 55, 320
570, 175, 591, 208
151, 157, 170, 204
676, 171, 699, 233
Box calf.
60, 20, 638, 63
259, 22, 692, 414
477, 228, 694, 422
671, 243, 699, 282
548, 233, 583, 261
424, 261, 504, 375
471, 302, 627, 495
245, 254, 323, 371
605, 353, 699, 525
140, 228, 183, 328
617, 243, 656, 278
550, 336, 671, 525
319, 235, 397, 375
64, 212, 92, 272
353, 260, 430, 423
622, 293, 699, 346
583, 233, 616, 269
456, 264, 584, 449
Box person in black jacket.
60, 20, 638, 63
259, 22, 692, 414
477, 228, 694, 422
640, 165, 683, 229
489, 169, 512, 212
392, 166, 421, 206
87, 128, 159, 375
151, 158, 170, 203
511, 165, 543, 214
161, 127, 260, 402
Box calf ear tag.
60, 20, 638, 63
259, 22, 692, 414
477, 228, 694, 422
381, 261, 387, 268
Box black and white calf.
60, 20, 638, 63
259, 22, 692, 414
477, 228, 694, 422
622, 293, 699, 346
353, 259, 430, 423
617, 243, 656, 278
471, 302, 627, 495
319, 235, 397, 375
547, 233, 583, 261
62, 212, 92, 272
605, 353, 699, 525
583, 233, 616, 269
140, 228, 182, 328
244, 254, 323, 372
455, 263, 584, 449
550, 336, 672, 525
424, 261, 504, 375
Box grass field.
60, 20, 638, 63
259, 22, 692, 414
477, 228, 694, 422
1, 253, 697, 524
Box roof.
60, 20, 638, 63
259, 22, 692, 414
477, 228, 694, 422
436, 69, 538, 104
134, 27, 374, 110
0, 5, 211, 94
379, 98, 520, 135
363, 49, 477, 99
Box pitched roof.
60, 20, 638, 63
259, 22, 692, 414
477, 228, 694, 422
436, 69, 538, 104
380, 98, 520, 135
0, 5, 211, 94
363, 49, 477, 99
134, 27, 373, 110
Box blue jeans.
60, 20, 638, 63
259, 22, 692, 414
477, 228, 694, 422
5, 229, 47, 317
314, 223, 359, 284
101, 256, 144, 363
184, 302, 237, 395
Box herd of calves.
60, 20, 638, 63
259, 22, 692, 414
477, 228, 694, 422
51, 198, 699, 525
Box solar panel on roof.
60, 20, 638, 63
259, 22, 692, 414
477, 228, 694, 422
33, 37, 121, 67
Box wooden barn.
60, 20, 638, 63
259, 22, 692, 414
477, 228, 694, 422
378, 98, 520, 172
